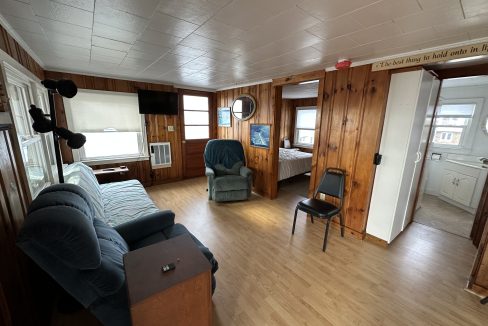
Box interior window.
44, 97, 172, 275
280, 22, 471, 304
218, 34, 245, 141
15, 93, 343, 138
432, 103, 476, 147
294, 106, 317, 147
183, 95, 209, 140
64, 90, 147, 162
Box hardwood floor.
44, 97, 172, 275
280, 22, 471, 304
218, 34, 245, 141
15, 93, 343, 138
146, 177, 488, 326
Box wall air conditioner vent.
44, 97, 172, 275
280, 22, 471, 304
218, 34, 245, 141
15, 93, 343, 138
150, 142, 171, 169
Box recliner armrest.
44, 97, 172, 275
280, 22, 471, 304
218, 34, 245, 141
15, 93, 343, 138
240, 166, 252, 178
205, 167, 215, 177
114, 210, 175, 244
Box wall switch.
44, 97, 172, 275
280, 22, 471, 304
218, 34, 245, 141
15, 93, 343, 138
168, 125, 174, 132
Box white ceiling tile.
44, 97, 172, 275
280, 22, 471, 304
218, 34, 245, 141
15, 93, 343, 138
180, 33, 229, 53
54, 0, 95, 11
306, 14, 363, 40
143, 60, 175, 75
31, 0, 93, 28
158, 53, 195, 66
97, 0, 159, 18
92, 36, 132, 52
120, 57, 154, 70
157, 0, 230, 25
312, 35, 360, 56
39, 43, 91, 59
238, 7, 321, 48
92, 22, 139, 44
350, 0, 422, 27
348, 21, 403, 45
203, 48, 240, 60
395, 5, 465, 33
49, 33, 91, 49
213, 0, 301, 30
297, 0, 377, 22
91, 46, 127, 60
462, 0, 488, 18
3, 15, 42, 34
90, 53, 124, 65
0, 0, 36, 20
130, 40, 171, 56
432, 13, 488, 36
94, 5, 149, 33
148, 12, 199, 38
468, 27, 488, 40
195, 20, 247, 43
37, 16, 92, 39
417, 0, 460, 9
139, 29, 183, 47
169, 45, 207, 58
126, 48, 163, 61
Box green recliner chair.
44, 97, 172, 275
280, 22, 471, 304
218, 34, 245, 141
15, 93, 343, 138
204, 139, 252, 202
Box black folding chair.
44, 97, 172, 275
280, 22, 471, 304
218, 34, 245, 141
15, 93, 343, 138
292, 168, 346, 251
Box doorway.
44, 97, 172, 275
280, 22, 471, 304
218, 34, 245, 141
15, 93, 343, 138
413, 76, 488, 238
277, 81, 319, 198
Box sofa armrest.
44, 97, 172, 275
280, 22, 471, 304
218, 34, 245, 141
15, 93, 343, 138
114, 210, 175, 244
240, 166, 252, 178
205, 167, 215, 177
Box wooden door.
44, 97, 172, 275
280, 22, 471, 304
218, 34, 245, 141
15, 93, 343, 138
180, 90, 215, 179
472, 179, 488, 246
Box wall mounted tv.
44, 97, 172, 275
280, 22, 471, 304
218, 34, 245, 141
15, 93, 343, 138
137, 90, 179, 115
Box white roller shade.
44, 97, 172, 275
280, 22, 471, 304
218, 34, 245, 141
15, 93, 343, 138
64, 90, 140, 132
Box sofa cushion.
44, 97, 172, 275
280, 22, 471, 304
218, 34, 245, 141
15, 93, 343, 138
64, 163, 105, 221
213, 175, 249, 191
100, 180, 160, 227
214, 161, 243, 176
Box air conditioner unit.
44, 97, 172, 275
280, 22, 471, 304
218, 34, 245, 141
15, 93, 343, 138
149, 142, 171, 169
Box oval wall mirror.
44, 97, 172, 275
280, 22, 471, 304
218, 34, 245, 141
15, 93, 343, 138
231, 94, 256, 121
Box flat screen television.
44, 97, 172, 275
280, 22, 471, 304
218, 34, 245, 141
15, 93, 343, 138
137, 90, 178, 115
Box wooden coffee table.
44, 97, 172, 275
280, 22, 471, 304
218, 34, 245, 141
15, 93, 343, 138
123, 234, 212, 326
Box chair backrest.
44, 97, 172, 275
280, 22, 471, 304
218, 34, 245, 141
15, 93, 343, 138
204, 139, 246, 169
315, 168, 346, 202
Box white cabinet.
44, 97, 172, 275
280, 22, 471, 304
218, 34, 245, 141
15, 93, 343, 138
440, 170, 477, 206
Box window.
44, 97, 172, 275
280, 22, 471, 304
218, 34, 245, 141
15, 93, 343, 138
64, 90, 147, 162
5, 67, 53, 197
294, 106, 317, 147
183, 95, 209, 140
432, 101, 479, 148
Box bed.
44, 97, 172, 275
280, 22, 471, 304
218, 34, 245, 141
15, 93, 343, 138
278, 148, 313, 181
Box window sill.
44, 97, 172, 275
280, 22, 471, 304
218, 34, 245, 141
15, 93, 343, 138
81, 156, 150, 166
293, 144, 314, 149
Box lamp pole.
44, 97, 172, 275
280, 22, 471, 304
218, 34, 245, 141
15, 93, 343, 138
47, 89, 64, 183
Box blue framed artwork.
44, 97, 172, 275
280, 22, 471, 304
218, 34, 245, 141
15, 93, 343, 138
250, 124, 270, 149
217, 107, 231, 127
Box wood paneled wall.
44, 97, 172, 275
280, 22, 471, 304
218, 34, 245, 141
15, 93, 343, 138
216, 83, 280, 198
309, 65, 390, 238
0, 25, 43, 80
43, 71, 214, 186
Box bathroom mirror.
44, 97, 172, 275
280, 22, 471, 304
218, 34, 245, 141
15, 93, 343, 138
231, 94, 256, 121
483, 115, 488, 136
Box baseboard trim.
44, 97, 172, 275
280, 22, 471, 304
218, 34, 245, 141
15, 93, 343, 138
364, 233, 389, 247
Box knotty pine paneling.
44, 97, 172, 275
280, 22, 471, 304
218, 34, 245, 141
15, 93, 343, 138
310, 65, 390, 238
0, 25, 44, 80
216, 83, 280, 198
43, 71, 207, 185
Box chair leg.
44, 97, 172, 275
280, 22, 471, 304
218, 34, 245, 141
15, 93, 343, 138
323, 219, 331, 252
339, 213, 345, 237
310, 215, 314, 223
292, 207, 299, 235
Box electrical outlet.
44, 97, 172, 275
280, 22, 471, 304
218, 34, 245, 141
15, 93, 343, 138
167, 125, 174, 132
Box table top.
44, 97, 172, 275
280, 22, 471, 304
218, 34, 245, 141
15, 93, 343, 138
124, 234, 211, 305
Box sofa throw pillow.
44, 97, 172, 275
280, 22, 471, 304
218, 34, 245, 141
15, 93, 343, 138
214, 161, 243, 176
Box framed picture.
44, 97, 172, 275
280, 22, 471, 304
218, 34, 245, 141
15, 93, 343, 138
217, 107, 231, 127
250, 124, 270, 149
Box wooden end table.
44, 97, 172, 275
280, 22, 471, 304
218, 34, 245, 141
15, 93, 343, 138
123, 234, 212, 326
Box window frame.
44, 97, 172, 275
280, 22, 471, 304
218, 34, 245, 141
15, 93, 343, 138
181, 92, 211, 141
293, 106, 317, 148
4, 64, 54, 197
431, 98, 484, 150
64, 89, 149, 164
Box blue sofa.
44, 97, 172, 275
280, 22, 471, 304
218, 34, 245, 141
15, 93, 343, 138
17, 163, 218, 326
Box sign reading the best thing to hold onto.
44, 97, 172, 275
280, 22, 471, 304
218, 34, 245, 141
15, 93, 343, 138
372, 41, 488, 71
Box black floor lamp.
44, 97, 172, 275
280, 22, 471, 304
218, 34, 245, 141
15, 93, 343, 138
28, 79, 86, 183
